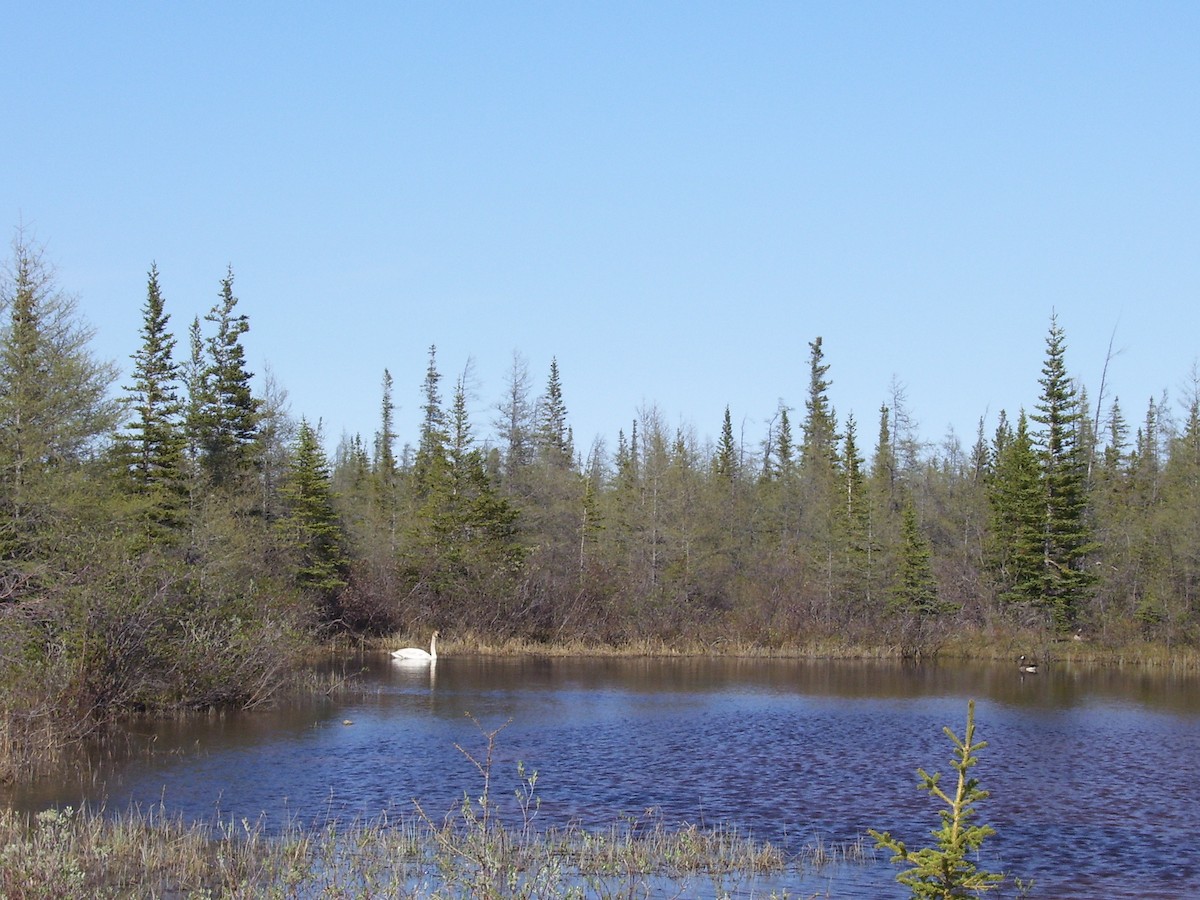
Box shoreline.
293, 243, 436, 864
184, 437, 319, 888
339, 629, 1200, 671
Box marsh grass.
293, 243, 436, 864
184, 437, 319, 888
0, 705, 59, 787
372, 631, 920, 660
0, 802, 858, 899
0, 803, 268, 898
369, 627, 1200, 670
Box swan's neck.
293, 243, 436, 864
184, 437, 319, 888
430, 635, 438, 659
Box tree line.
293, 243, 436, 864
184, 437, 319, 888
2, 230, 1198, 768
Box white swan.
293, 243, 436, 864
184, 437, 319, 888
392, 630, 439, 662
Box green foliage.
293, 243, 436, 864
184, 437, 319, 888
713, 405, 737, 479
840, 413, 871, 602
402, 351, 526, 624
890, 498, 944, 617
276, 419, 349, 616
982, 318, 1102, 633
800, 336, 839, 474
190, 268, 261, 489
869, 700, 1005, 899
120, 263, 187, 540
536, 356, 572, 468
987, 412, 1046, 611
1030, 315, 1096, 631
0, 230, 120, 570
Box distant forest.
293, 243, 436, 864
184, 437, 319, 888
2, 232, 1198, 770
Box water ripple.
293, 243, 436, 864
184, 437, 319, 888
6, 657, 1199, 899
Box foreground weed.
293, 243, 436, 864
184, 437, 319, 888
0, 803, 267, 899
869, 699, 1005, 899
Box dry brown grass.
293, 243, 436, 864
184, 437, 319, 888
0, 799, 847, 899
365, 628, 919, 660
363, 627, 1200, 669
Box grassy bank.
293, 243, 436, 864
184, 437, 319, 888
359, 627, 1200, 671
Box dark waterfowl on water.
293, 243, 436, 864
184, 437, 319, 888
1018, 655, 1039, 674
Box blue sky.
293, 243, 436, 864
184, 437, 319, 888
4, 3, 1198, 461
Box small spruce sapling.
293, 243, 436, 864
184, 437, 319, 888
869, 700, 1005, 898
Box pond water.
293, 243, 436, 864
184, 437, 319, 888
5, 655, 1200, 898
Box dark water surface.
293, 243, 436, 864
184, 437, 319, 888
6, 656, 1200, 898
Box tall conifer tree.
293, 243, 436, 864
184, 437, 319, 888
123, 263, 186, 535
194, 268, 260, 488
372, 368, 399, 549
800, 337, 839, 473
277, 418, 348, 617
413, 345, 450, 499
889, 497, 943, 617
988, 411, 1045, 609
1031, 316, 1096, 630
536, 357, 573, 468
775, 406, 795, 479
714, 406, 738, 479
495, 351, 535, 486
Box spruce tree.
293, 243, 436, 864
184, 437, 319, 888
123, 263, 187, 536
775, 405, 795, 479
374, 368, 397, 479
406, 356, 524, 607
277, 418, 348, 617
873, 404, 898, 505
579, 460, 603, 574
495, 350, 535, 486
843, 413, 866, 522
1131, 397, 1162, 494
194, 268, 260, 488
796, 337, 845, 616
536, 357, 572, 468
800, 337, 839, 473
969, 417, 991, 486
373, 368, 399, 548
413, 345, 450, 500
1102, 398, 1128, 475
890, 498, 943, 617
183, 316, 205, 470
840, 413, 871, 601
864, 404, 903, 605
870, 701, 1005, 898
988, 411, 1045, 610
713, 406, 737, 479
1031, 316, 1096, 631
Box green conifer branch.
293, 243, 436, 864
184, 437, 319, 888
869, 700, 1005, 899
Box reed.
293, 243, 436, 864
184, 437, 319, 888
371, 630, 922, 660
0, 802, 856, 898
0, 702, 64, 787
370, 627, 1200, 668
0, 803, 267, 898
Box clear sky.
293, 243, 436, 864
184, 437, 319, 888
4, 3, 1198, 462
